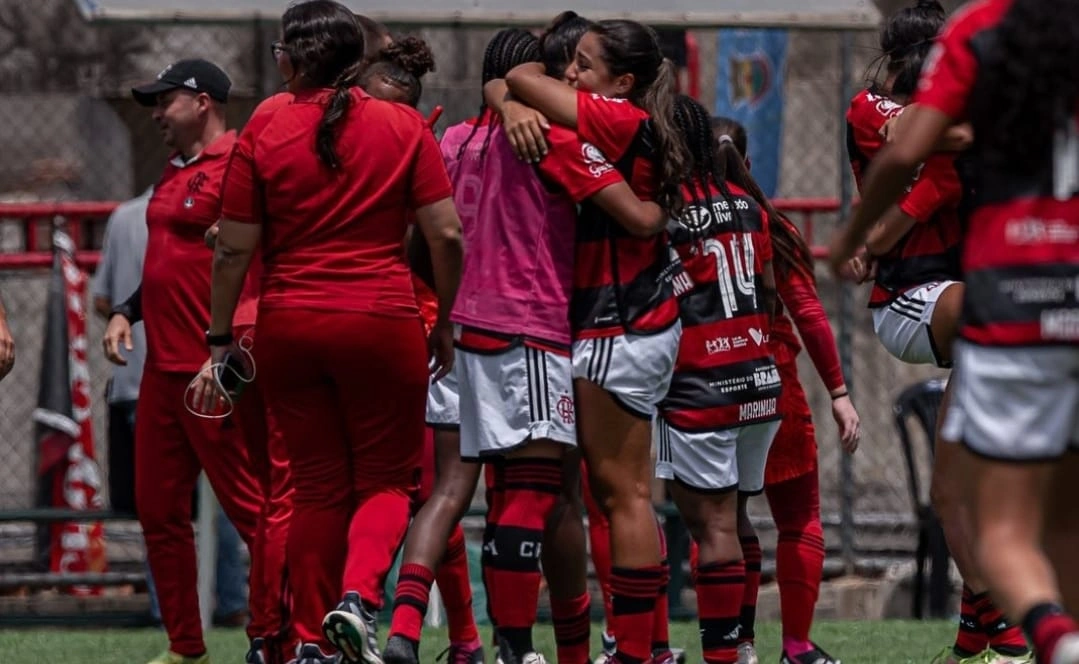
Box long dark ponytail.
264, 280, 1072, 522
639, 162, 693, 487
710, 116, 815, 283
969, 0, 1079, 174
589, 20, 689, 216
281, 0, 366, 169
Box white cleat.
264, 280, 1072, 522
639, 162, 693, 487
737, 642, 760, 664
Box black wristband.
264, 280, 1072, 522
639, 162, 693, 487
831, 390, 849, 401
205, 330, 233, 347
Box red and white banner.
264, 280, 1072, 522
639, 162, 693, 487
33, 223, 107, 595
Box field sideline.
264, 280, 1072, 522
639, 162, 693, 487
0, 620, 960, 664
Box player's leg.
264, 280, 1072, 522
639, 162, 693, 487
946, 343, 1079, 664
582, 464, 616, 662
135, 369, 206, 664
459, 341, 571, 664
544, 452, 593, 664
574, 326, 680, 664
383, 370, 484, 664
656, 418, 742, 664
323, 314, 429, 664
732, 421, 780, 664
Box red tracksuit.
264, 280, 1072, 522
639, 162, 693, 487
136, 130, 290, 657
220, 89, 453, 651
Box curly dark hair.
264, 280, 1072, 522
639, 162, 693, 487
361, 36, 436, 108
969, 0, 1079, 173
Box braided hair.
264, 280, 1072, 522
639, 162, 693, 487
360, 36, 436, 108
710, 115, 815, 283
969, 0, 1079, 174
672, 95, 742, 239
457, 28, 541, 159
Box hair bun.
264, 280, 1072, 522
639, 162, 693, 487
379, 36, 436, 79
914, 0, 945, 14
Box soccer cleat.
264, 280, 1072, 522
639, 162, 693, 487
594, 632, 618, 664
670, 648, 686, 664
436, 640, 486, 664
930, 647, 991, 664
989, 654, 1034, 664
1051, 633, 1079, 664
779, 643, 841, 664
246, 638, 268, 664
383, 636, 420, 664
146, 652, 210, 664
737, 642, 760, 664
289, 643, 340, 664
323, 591, 382, 664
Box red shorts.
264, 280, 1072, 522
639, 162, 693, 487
764, 344, 818, 486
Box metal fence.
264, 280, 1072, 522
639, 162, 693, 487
0, 0, 951, 616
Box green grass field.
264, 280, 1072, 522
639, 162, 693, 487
0, 620, 960, 664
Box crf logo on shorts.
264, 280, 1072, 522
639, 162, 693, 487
556, 394, 575, 424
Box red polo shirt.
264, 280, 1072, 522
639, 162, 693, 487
142, 130, 260, 373
221, 87, 453, 315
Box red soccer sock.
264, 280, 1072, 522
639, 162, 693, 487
551, 592, 593, 664
610, 565, 665, 664
739, 535, 762, 644
1022, 603, 1079, 664
950, 586, 990, 657
389, 563, 436, 642
766, 473, 826, 644
652, 560, 671, 655
344, 489, 413, 610
975, 591, 1030, 656
483, 458, 562, 659
695, 560, 746, 664
438, 524, 479, 645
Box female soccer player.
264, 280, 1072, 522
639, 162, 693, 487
845, 3, 1031, 662
491, 22, 690, 664
658, 95, 781, 664
354, 36, 485, 664
830, 0, 1079, 662
702, 117, 857, 664
203, 2, 463, 663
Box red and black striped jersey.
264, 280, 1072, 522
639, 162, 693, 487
571, 92, 680, 339
659, 181, 781, 431
846, 90, 964, 307
914, 0, 1079, 346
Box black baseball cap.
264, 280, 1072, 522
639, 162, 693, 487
132, 59, 231, 107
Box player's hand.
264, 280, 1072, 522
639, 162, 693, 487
103, 315, 133, 366
0, 318, 14, 381
204, 223, 219, 249
828, 226, 865, 280
428, 319, 455, 381
832, 394, 861, 454
190, 352, 228, 415
502, 100, 549, 163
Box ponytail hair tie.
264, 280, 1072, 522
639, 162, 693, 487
718, 134, 734, 145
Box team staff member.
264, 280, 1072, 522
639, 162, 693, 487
102, 59, 282, 664
200, 2, 463, 663
830, 0, 1079, 661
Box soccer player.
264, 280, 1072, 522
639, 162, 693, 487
492, 22, 689, 664
102, 58, 287, 664
830, 0, 1079, 662
201, 2, 463, 663
660, 95, 781, 664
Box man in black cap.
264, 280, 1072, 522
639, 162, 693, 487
105, 59, 289, 664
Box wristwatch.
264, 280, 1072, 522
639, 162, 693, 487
205, 330, 233, 347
